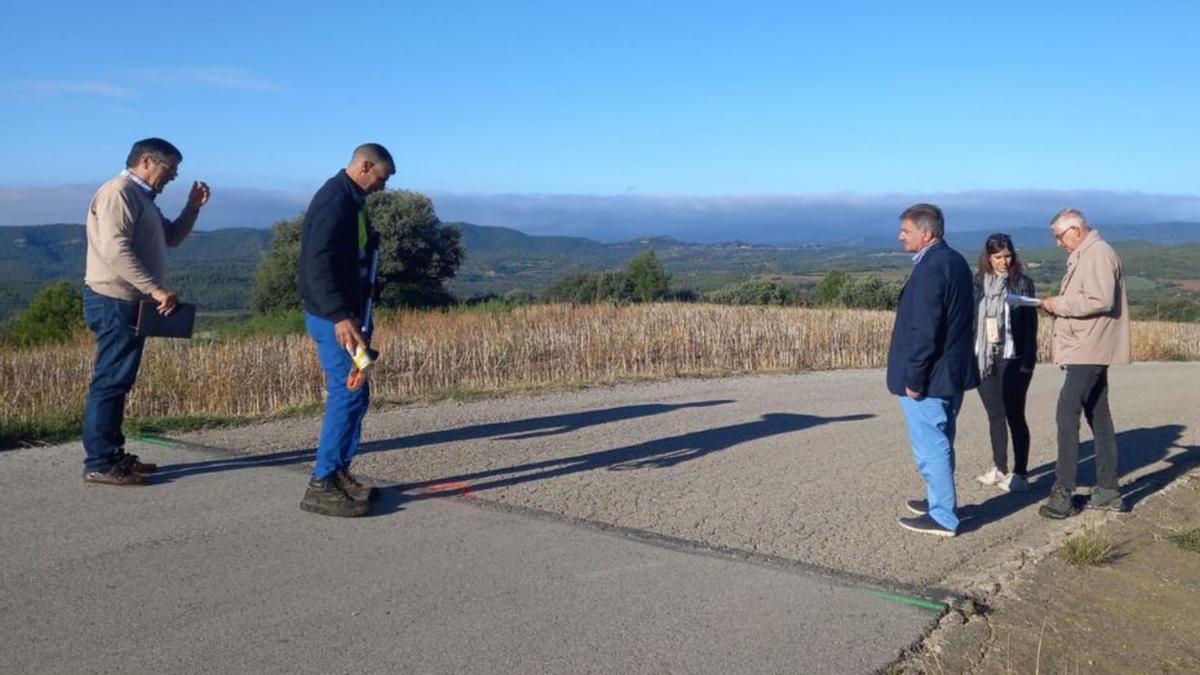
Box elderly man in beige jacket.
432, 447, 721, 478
1037, 208, 1131, 519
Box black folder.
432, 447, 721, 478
135, 301, 196, 338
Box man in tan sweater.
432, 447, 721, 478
1038, 208, 1131, 518
82, 138, 210, 485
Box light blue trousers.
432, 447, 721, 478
898, 394, 963, 531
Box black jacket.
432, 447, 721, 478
886, 239, 982, 398
298, 170, 375, 323
974, 273, 1038, 371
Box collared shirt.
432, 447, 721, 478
120, 169, 156, 198
911, 238, 939, 265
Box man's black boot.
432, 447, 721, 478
300, 477, 369, 517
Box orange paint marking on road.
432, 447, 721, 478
419, 480, 477, 509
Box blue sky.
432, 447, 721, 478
1, 1, 1198, 234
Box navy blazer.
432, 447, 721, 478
886, 239, 981, 398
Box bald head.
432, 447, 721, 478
346, 143, 395, 193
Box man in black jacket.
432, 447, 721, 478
298, 143, 394, 517
887, 203, 980, 537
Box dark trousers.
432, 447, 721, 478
975, 359, 1033, 476
1054, 365, 1119, 492
82, 287, 146, 474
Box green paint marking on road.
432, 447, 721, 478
137, 434, 178, 447
855, 586, 947, 611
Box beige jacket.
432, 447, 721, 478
84, 173, 197, 301
1046, 230, 1131, 366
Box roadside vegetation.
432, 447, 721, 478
4, 203, 1200, 447
1060, 527, 1119, 567
4, 301, 1200, 448
1169, 527, 1200, 554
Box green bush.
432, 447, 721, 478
2, 280, 85, 347
813, 269, 849, 306
841, 276, 900, 310
707, 279, 798, 306
542, 250, 672, 304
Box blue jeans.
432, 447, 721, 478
898, 394, 963, 531
305, 312, 370, 480
82, 287, 146, 474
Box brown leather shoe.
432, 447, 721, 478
85, 462, 146, 486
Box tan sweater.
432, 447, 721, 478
1046, 230, 1132, 366
84, 173, 198, 301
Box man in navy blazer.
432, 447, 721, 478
887, 203, 980, 536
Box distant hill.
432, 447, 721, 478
0, 225, 270, 321
949, 221, 1200, 252
3, 221, 1199, 321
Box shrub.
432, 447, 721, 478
2, 280, 85, 347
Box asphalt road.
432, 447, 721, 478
179, 362, 1200, 587
2, 441, 932, 674
3, 362, 1195, 673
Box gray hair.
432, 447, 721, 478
350, 143, 395, 174
126, 137, 182, 168
1049, 207, 1090, 233
900, 203, 945, 238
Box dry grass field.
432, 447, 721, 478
3, 303, 1199, 444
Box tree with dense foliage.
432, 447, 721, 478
813, 269, 849, 306
840, 275, 899, 310
250, 190, 464, 314
369, 190, 464, 308
250, 215, 303, 314
626, 250, 671, 302
2, 280, 84, 346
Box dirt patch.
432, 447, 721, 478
890, 471, 1200, 673
1164, 279, 1200, 292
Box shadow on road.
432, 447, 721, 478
367, 412, 875, 515
960, 424, 1198, 533
150, 400, 734, 482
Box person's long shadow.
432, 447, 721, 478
148, 400, 735, 483
369, 412, 875, 515
959, 424, 1198, 533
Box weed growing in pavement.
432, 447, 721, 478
1060, 528, 1118, 567
1167, 526, 1200, 553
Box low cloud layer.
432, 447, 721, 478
0, 184, 307, 229
3, 184, 1197, 243
432, 190, 1200, 242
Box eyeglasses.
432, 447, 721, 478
1053, 226, 1077, 241
152, 156, 179, 178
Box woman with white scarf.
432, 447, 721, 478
974, 233, 1039, 492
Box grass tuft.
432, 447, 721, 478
1060, 528, 1118, 567
1167, 527, 1200, 554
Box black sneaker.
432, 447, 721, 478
333, 468, 374, 503
300, 478, 369, 517
1085, 487, 1126, 513
1038, 486, 1078, 520
905, 499, 928, 515
896, 514, 956, 537
118, 452, 158, 475
84, 462, 145, 486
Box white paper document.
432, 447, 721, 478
1005, 292, 1042, 307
